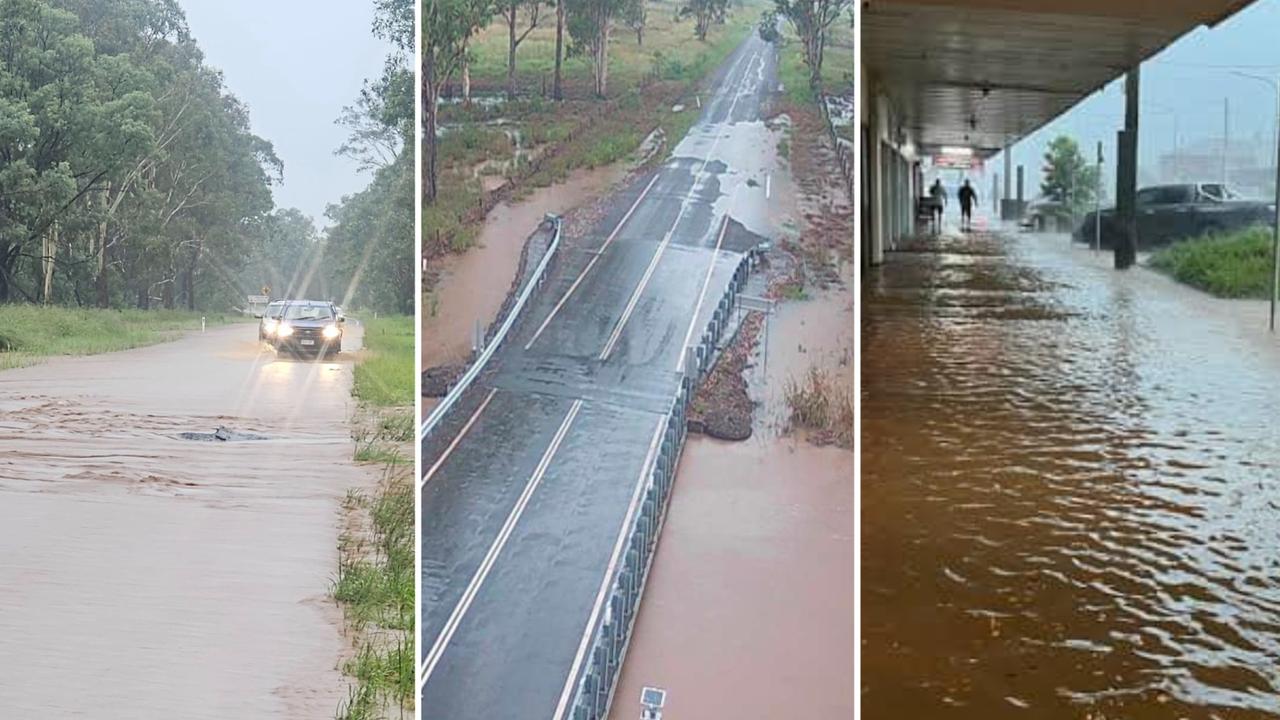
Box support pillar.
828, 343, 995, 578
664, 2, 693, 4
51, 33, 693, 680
1002, 145, 1013, 219
1115, 67, 1140, 269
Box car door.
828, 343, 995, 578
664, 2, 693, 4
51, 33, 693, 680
1159, 184, 1199, 241
1135, 188, 1163, 245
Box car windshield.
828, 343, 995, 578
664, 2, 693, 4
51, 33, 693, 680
265, 304, 285, 318
282, 304, 333, 321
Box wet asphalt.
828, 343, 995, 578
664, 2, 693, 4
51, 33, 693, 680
419, 32, 778, 720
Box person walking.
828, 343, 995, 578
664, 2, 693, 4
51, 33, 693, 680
928, 179, 946, 233
958, 179, 978, 231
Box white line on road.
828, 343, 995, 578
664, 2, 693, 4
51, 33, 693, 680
598, 49, 763, 363
552, 416, 666, 720
766, 172, 771, 199
418, 398, 585, 691
524, 174, 662, 350
674, 209, 733, 373
420, 387, 498, 487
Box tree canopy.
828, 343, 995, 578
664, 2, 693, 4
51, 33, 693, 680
1041, 135, 1100, 219
0, 0, 414, 315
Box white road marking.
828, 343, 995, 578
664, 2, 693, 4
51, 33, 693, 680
524, 174, 661, 350
420, 387, 498, 487
675, 211, 732, 373
552, 417, 667, 720
766, 172, 771, 199
418, 399, 585, 691
598, 49, 763, 363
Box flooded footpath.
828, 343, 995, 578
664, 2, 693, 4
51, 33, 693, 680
0, 325, 370, 718
862, 227, 1280, 718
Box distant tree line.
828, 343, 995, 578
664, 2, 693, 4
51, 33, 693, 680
0, 0, 414, 315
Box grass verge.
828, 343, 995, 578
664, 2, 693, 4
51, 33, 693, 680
0, 305, 242, 370
336, 313, 414, 720
1149, 226, 1276, 299
352, 316, 415, 406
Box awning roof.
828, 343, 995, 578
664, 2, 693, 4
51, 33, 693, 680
863, 0, 1257, 157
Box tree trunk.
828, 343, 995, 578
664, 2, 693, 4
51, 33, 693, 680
41, 225, 56, 304
96, 212, 109, 309
462, 38, 472, 106
507, 7, 518, 101
424, 49, 440, 201
554, 1, 565, 101
594, 14, 610, 98
186, 239, 202, 311
162, 280, 174, 309
0, 245, 16, 303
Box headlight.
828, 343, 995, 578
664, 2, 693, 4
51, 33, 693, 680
277, 323, 293, 337
322, 324, 340, 339
263, 319, 278, 334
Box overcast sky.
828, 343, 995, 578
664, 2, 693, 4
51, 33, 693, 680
178, 1, 394, 226
987, 0, 1280, 198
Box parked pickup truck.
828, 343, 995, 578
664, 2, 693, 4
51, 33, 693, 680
1074, 182, 1274, 249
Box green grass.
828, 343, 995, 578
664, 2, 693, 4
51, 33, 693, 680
334, 466, 414, 719
352, 315, 414, 406
0, 305, 242, 370
337, 313, 414, 718
425, 0, 764, 289
775, 18, 854, 105
1149, 226, 1276, 298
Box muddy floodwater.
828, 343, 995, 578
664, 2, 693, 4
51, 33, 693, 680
0, 324, 369, 718
610, 268, 855, 719
862, 229, 1280, 718
421, 163, 627, 369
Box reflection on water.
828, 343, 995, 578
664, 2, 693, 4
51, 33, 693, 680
862, 231, 1280, 718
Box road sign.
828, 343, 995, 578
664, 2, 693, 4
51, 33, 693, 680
247, 294, 269, 304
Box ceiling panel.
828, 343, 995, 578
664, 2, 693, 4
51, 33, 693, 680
864, 0, 1257, 156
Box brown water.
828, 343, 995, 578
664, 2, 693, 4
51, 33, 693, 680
0, 324, 370, 718
610, 272, 855, 720
421, 163, 628, 369
862, 228, 1280, 718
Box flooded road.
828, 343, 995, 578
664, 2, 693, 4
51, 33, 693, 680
862, 228, 1280, 718
0, 323, 369, 718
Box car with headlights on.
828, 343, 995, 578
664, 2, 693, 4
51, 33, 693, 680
257, 300, 286, 342
270, 300, 345, 357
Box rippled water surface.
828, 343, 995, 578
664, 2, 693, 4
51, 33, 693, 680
862, 230, 1280, 718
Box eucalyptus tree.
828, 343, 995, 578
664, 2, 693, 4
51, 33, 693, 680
424, 0, 494, 201
762, 0, 850, 91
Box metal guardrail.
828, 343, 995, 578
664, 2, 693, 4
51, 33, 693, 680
419, 215, 563, 444
568, 248, 758, 720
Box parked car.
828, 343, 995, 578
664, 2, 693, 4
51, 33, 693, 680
1074, 182, 1274, 249
257, 300, 285, 342
1019, 198, 1068, 232
269, 300, 345, 357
